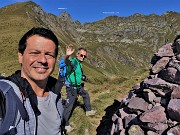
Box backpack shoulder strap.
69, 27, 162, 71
0, 79, 29, 135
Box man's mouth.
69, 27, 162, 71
34, 66, 48, 73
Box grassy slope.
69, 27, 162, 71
0, 2, 40, 76
66, 68, 149, 135
0, 2, 159, 135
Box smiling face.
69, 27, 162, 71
76, 49, 87, 62
18, 35, 56, 83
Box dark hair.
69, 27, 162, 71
18, 27, 59, 57
77, 47, 87, 53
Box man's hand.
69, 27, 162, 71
66, 44, 74, 56
65, 44, 74, 65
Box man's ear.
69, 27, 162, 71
18, 52, 23, 64
76, 52, 79, 57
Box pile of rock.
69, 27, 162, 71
110, 42, 180, 135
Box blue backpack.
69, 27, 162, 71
59, 58, 71, 86
59, 58, 67, 79
0, 79, 29, 135
58, 58, 78, 86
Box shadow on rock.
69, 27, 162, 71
96, 99, 121, 135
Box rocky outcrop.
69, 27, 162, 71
97, 40, 180, 135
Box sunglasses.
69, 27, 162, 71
79, 54, 87, 58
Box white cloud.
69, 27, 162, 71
58, 7, 67, 10
102, 11, 119, 14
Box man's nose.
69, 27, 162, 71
37, 54, 47, 63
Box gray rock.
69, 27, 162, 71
168, 99, 180, 122
171, 85, 180, 99
143, 89, 156, 103
153, 97, 161, 104
156, 43, 174, 57
128, 97, 149, 112
119, 107, 130, 119
120, 129, 126, 135
167, 124, 180, 135
128, 125, 144, 135
151, 57, 170, 74
143, 78, 174, 95
140, 106, 167, 123
132, 83, 141, 90
167, 119, 178, 127
147, 123, 168, 134
124, 114, 137, 128
160, 67, 180, 85
147, 131, 159, 135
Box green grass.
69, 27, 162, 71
0, 1, 178, 135
63, 67, 149, 135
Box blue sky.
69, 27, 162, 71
1, 0, 180, 23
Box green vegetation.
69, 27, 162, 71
0, 1, 179, 134
65, 67, 149, 135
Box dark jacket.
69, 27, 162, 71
5, 70, 63, 135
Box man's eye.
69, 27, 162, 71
30, 52, 39, 55
46, 54, 55, 58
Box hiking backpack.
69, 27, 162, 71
58, 58, 78, 86
0, 79, 28, 135
59, 58, 67, 81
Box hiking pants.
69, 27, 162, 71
55, 74, 64, 93
63, 86, 91, 126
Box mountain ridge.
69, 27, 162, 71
1, 2, 180, 135
0, 1, 179, 80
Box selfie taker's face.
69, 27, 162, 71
18, 35, 56, 81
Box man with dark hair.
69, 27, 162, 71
62, 44, 96, 133
0, 27, 63, 135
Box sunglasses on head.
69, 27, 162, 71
79, 54, 87, 58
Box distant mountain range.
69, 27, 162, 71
0, 1, 180, 80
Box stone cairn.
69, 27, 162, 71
110, 41, 180, 135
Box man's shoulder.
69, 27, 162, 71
68, 57, 78, 66
70, 57, 76, 62
71, 58, 80, 64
